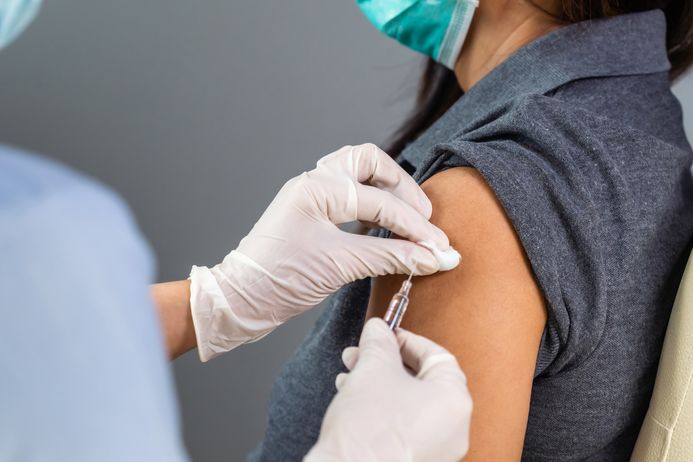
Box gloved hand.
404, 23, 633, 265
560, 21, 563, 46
190, 144, 460, 361
305, 318, 472, 462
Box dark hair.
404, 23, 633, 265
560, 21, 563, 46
386, 1, 693, 158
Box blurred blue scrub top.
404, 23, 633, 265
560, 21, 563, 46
0, 145, 188, 461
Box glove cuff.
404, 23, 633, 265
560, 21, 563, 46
189, 262, 276, 362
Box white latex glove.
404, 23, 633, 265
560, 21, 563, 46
305, 318, 472, 462
190, 144, 460, 361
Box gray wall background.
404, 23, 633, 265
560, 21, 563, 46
0, 2, 691, 461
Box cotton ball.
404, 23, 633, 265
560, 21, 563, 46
417, 240, 462, 271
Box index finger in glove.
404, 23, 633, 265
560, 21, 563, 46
353, 318, 402, 370
396, 328, 467, 384
341, 346, 359, 371
317, 144, 433, 219
354, 184, 449, 249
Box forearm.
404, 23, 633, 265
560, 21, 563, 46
151, 280, 197, 359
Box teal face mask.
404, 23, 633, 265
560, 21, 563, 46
0, 0, 42, 49
356, 0, 478, 69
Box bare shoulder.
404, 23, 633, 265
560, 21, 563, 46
368, 167, 547, 460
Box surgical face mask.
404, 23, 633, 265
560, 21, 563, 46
0, 0, 41, 49
356, 0, 479, 69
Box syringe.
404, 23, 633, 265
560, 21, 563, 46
383, 272, 414, 330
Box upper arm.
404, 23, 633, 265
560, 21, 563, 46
367, 167, 547, 460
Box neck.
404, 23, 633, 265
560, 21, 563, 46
454, 1, 565, 91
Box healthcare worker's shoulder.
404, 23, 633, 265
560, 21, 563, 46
0, 145, 185, 461
0, 143, 118, 210
0, 144, 154, 274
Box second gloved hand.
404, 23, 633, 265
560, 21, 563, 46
190, 144, 459, 361
305, 318, 472, 462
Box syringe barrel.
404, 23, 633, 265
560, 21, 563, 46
383, 279, 413, 329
